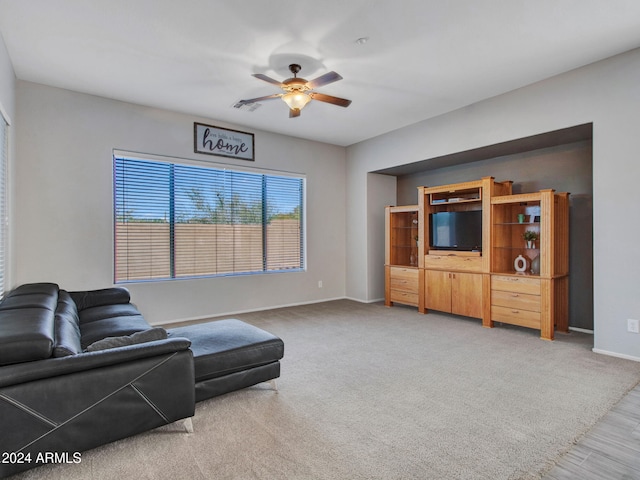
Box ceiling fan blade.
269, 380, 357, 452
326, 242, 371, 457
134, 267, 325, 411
289, 108, 301, 118
309, 92, 352, 108
306, 71, 343, 89
237, 94, 282, 105
252, 73, 284, 87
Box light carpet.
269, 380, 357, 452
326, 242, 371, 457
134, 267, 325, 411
11, 300, 640, 480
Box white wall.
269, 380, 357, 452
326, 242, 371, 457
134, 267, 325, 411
14, 81, 346, 324
346, 48, 640, 361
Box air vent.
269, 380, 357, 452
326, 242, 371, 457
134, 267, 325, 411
232, 101, 261, 112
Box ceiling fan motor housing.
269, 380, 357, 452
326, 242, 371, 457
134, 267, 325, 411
283, 64, 308, 91
283, 78, 308, 91
289, 63, 302, 75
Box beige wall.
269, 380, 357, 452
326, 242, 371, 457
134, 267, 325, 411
14, 82, 346, 324
347, 48, 640, 361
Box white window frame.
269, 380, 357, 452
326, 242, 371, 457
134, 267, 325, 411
0, 106, 9, 298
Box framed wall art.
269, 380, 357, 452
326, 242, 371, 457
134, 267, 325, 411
194, 122, 254, 161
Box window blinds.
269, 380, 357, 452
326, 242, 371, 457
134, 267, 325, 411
114, 156, 304, 282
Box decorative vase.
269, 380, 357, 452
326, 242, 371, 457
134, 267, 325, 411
526, 240, 535, 249
514, 254, 528, 273
530, 255, 540, 275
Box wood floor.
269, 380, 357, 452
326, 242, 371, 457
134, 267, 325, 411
543, 382, 640, 479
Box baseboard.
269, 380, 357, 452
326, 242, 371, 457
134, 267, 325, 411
158, 296, 348, 327
592, 348, 640, 363
345, 296, 385, 304
569, 326, 594, 334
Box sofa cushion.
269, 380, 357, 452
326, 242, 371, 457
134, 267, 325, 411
0, 284, 59, 365
52, 291, 82, 357
3, 282, 59, 298
85, 327, 168, 352
78, 303, 142, 325
0, 308, 55, 366
70, 287, 131, 311
80, 315, 151, 350
0, 290, 58, 312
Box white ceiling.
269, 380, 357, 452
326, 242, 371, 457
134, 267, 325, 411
1, 0, 640, 147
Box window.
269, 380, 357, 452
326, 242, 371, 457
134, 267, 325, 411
114, 155, 305, 283
0, 113, 6, 297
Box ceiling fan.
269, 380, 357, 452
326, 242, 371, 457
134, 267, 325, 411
237, 64, 352, 118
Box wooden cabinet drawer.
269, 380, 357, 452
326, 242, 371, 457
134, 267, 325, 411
390, 289, 419, 306
389, 266, 418, 280
491, 290, 540, 312
389, 267, 419, 292
491, 305, 541, 329
491, 275, 540, 295
424, 254, 482, 272
390, 276, 418, 292
386, 267, 418, 307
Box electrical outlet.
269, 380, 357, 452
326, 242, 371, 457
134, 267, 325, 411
628, 319, 639, 334
318, 280, 323, 288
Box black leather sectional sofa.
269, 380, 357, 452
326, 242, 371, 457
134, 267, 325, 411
0, 283, 284, 478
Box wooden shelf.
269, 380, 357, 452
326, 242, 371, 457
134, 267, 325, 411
489, 190, 569, 340
430, 189, 481, 205
385, 206, 420, 308
385, 207, 418, 261
493, 222, 541, 229
385, 178, 568, 341
491, 270, 540, 277
428, 250, 481, 257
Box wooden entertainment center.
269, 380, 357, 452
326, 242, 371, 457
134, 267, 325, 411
384, 176, 570, 340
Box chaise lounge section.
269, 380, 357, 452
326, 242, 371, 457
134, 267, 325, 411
169, 319, 284, 402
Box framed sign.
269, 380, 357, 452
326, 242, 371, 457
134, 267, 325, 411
194, 123, 255, 161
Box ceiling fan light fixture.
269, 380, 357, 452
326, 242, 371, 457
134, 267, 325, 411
240, 63, 351, 117
282, 91, 311, 111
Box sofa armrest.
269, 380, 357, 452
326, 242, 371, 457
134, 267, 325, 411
0, 338, 195, 478
69, 287, 131, 311
0, 337, 191, 388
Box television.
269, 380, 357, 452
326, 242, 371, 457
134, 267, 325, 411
429, 210, 482, 252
